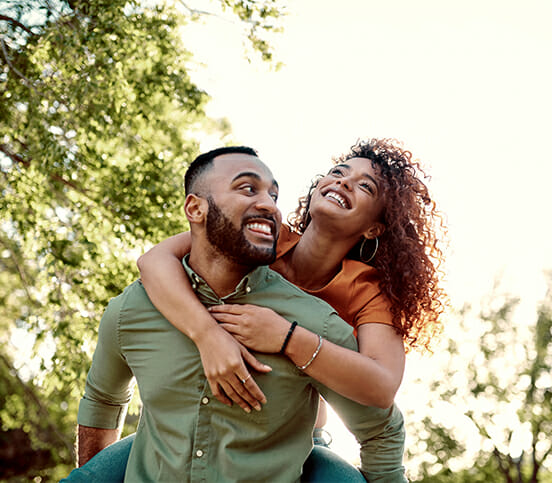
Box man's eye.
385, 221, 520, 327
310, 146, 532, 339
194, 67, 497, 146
241, 185, 255, 194
270, 193, 278, 201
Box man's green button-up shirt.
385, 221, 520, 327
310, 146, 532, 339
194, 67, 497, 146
78, 260, 405, 482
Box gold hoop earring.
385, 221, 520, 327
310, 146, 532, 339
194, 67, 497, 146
360, 237, 378, 263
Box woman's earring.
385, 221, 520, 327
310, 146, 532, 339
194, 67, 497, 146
360, 237, 378, 263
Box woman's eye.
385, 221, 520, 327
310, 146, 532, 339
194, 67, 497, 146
361, 183, 375, 194
330, 168, 343, 176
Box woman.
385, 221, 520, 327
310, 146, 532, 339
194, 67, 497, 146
66, 139, 446, 482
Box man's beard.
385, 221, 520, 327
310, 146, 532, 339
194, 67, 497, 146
205, 196, 277, 267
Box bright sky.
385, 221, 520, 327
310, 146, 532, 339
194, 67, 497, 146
180, 0, 552, 468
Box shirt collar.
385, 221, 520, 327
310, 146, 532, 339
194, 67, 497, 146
181, 255, 270, 302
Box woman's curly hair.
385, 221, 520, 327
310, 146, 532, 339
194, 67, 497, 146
288, 139, 447, 352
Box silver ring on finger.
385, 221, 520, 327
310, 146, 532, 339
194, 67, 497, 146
240, 374, 251, 384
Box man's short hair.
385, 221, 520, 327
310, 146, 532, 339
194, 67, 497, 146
185, 146, 258, 195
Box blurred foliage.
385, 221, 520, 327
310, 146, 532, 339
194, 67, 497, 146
407, 274, 552, 482
0, 0, 285, 479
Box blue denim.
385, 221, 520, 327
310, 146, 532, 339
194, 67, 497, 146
302, 444, 366, 482
60, 434, 134, 483
61, 432, 365, 482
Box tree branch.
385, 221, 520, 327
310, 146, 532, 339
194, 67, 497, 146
0, 144, 85, 193
0, 236, 38, 307
177, 0, 238, 25
0, 37, 40, 95
177, 0, 218, 17
0, 352, 74, 456
0, 14, 33, 34
492, 447, 514, 483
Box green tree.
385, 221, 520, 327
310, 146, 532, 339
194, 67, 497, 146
0, 0, 285, 479
405, 276, 552, 482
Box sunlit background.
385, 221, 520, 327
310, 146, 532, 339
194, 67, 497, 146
179, 0, 552, 468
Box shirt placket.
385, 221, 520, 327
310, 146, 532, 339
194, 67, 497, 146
190, 379, 214, 482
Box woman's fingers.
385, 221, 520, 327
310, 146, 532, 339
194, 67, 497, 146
208, 371, 265, 411
197, 328, 266, 411
210, 313, 241, 325
208, 304, 245, 315
217, 375, 263, 413
240, 347, 272, 374
209, 382, 233, 407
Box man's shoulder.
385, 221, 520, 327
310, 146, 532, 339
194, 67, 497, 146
104, 280, 156, 319
261, 269, 356, 346
263, 268, 335, 312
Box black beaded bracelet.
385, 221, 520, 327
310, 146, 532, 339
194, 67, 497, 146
280, 321, 298, 354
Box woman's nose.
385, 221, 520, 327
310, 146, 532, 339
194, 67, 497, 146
336, 177, 352, 190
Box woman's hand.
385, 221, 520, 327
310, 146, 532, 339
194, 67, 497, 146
194, 324, 272, 412
137, 232, 273, 412
208, 304, 292, 353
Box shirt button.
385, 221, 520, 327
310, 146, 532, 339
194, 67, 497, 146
196, 450, 204, 457
201, 397, 209, 405
245, 286, 251, 293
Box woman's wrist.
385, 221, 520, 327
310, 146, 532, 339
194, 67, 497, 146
279, 321, 297, 353
283, 326, 321, 368
187, 312, 223, 345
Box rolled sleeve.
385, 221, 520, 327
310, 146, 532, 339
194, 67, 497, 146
77, 396, 128, 429
314, 314, 406, 482
77, 292, 134, 430
319, 388, 406, 482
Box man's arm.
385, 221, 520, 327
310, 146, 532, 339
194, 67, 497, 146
311, 314, 407, 482
76, 291, 134, 465
77, 425, 120, 467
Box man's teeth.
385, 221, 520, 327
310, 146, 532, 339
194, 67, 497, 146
325, 191, 347, 208
247, 223, 272, 235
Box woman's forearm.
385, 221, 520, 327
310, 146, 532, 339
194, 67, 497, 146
137, 232, 219, 342
137, 233, 271, 412
207, 302, 405, 408
284, 324, 405, 408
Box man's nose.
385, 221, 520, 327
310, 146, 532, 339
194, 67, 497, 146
255, 192, 278, 213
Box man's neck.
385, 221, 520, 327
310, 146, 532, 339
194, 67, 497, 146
188, 244, 253, 298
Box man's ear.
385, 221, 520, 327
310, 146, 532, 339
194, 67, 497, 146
184, 194, 208, 224
363, 222, 385, 240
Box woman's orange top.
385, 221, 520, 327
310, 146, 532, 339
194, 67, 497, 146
271, 224, 393, 329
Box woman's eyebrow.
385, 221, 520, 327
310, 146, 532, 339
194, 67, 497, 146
362, 173, 379, 189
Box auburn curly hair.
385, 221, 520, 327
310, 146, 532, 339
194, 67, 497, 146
288, 139, 447, 352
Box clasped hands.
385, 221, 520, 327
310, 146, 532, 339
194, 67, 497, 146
195, 304, 292, 413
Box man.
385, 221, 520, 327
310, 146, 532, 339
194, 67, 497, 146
75, 147, 405, 482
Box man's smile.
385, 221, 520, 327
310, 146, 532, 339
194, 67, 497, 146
245, 220, 276, 241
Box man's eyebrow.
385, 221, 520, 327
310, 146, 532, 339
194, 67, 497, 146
232, 171, 279, 190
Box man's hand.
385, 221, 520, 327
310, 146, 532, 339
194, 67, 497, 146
77, 425, 120, 467
195, 325, 272, 412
